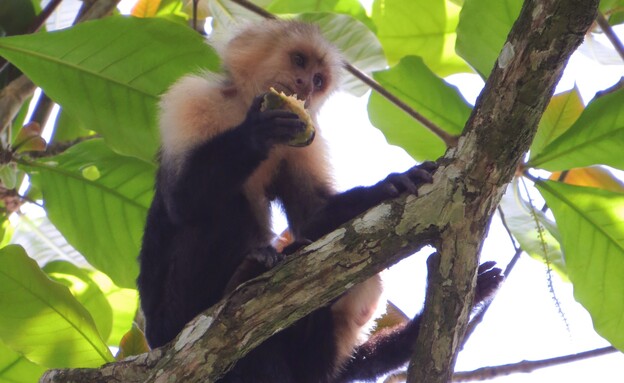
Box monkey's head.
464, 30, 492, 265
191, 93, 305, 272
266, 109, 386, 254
221, 20, 343, 114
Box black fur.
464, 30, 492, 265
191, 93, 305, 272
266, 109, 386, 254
138, 94, 500, 382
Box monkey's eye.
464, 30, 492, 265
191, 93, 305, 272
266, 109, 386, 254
292, 53, 306, 68
313, 73, 324, 90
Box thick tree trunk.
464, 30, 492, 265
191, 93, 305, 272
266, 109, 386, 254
407, 0, 598, 382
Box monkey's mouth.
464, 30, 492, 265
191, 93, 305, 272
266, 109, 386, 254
273, 83, 297, 98
272, 83, 310, 108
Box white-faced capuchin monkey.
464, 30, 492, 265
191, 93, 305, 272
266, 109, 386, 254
138, 19, 503, 383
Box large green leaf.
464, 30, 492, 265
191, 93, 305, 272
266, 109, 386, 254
372, 0, 470, 76
0, 16, 219, 162
267, 0, 374, 31
0, 245, 113, 368
86, 269, 138, 347
50, 108, 92, 144
499, 181, 566, 278
22, 139, 156, 288
456, 0, 522, 77
299, 13, 386, 96
368, 56, 471, 161
207, 0, 264, 31
537, 181, 624, 351
0, 341, 45, 383
44, 261, 114, 343
530, 87, 584, 161
9, 215, 86, 267
529, 88, 624, 171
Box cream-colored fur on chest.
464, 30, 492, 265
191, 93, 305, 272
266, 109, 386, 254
331, 275, 384, 370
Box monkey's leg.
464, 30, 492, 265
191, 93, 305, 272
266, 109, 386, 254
334, 258, 503, 383
296, 161, 438, 244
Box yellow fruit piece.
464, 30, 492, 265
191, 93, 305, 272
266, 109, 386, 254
262, 87, 316, 147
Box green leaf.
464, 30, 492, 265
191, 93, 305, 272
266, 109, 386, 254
9, 96, 32, 147
499, 181, 567, 278
372, 0, 470, 76
44, 261, 114, 343
267, 0, 374, 31
456, 0, 522, 77
0, 245, 114, 368
599, 0, 624, 13
528, 88, 624, 171
0, 341, 45, 383
50, 109, 92, 144
22, 139, 156, 288
0, 16, 219, 162
0, 0, 36, 37
0, 215, 11, 249
298, 13, 386, 96
368, 56, 471, 161
10, 215, 86, 267
536, 181, 624, 351
530, 87, 584, 161
86, 269, 138, 346
207, 0, 264, 30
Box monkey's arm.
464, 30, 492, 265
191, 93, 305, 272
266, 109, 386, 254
283, 161, 437, 249
160, 96, 306, 225
334, 260, 503, 383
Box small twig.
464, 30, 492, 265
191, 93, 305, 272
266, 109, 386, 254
25, 135, 99, 158
453, 346, 618, 381
596, 13, 624, 62
29, 93, 55, 129
74, 0, 121, 23
229, 0, 457, 147
344, 63, 459, 147
0, 76, 37, 134
29, 0, 65, 33
230, 0, 276, 19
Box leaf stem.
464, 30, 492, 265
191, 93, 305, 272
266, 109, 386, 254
596, 13, 624, 62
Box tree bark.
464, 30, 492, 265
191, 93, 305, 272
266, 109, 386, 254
407, 0, 598, 382
40, 0, 599, 382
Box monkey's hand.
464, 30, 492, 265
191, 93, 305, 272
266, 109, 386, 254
375, 161, 438, 198
473, 261, 504, 305
224, 246, 285, 294
241, 94, 307, 150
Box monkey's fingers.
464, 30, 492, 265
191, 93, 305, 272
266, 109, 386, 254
474, 264, 504, 304
418, 161, 438, 173
266, 118, 307, 144
405, 167, 434, 186
260, 109, 301, 121
250, 94, 266, 110
477, 261, 497, 275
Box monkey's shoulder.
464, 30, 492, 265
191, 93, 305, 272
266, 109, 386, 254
159, 72, 247, 158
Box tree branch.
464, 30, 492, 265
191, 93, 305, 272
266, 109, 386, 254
453, 346, 618, 381
407, 0, 598, 381
596, 12, 624, 61
42, 196, 440, 382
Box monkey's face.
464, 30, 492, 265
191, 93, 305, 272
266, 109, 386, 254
223, 21, 342, 115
